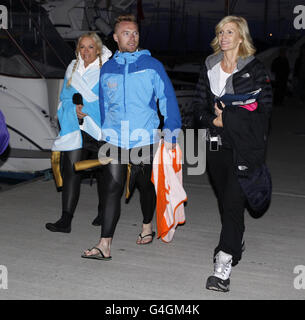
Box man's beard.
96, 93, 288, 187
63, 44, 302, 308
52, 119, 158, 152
119, 43, 138, 53
120, 48, 137, 52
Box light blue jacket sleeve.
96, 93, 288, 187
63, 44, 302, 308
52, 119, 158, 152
153, 61, 181, 143
57, 77, 79, 136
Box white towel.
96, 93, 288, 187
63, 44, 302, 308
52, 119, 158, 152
152, 141, 187, 242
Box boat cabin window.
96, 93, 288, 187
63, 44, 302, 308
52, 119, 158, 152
0, 1, 74, 79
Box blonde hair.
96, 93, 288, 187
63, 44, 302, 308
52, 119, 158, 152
67, 32, 103, 87
210, 16, 256, 58
114, 14, 138, 33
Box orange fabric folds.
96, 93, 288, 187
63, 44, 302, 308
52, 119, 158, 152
152, 141, 187, 242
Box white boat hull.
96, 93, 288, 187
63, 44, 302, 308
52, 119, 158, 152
0, 75, 59, 173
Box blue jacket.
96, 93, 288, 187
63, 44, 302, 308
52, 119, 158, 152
52, 45, 112, 151
52, 62, 102, 151
99, 49, 181, 149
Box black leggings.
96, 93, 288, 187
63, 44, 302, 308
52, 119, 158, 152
136, 164, 156, 225
62, 132, 102, 216
99, 162, 156, 238
62, 135, 156, 237
99, 163, 126, 238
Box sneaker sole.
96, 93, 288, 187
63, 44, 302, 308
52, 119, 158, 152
206, 284, 230, 292
206, 276, 230, 292
45, 224, 71, 233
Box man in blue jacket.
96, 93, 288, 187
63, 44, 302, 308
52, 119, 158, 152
81, 14, 181, 260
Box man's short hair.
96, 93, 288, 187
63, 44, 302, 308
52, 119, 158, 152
114, 14, 138, 33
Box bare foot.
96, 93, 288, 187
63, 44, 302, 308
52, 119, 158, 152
136, 223, 155, 245
83, 238, 111, 257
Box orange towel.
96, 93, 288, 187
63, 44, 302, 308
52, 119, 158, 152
152, 141, 187, 242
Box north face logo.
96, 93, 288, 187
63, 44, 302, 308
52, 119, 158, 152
107, 82, 118, 89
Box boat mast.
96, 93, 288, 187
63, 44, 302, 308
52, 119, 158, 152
263, 0, 269, 40
156, 0, 160, 32
197, 12, 201, 52
225, 0, 238, 15
225, 0, 229, 16
168, 0, 176, 52
277, 0, 281, 44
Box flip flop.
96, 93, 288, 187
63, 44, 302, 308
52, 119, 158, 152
81, 247, 112, 261
136, 231, 156, 245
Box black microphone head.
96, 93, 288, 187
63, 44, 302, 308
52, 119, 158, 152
72, 93, 83, 105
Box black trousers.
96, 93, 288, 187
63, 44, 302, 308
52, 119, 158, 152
206, 144, 246, 266
62, 131, 103, 216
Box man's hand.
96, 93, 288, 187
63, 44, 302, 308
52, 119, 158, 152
162, 139, 176, 151
76, 104, 87, 119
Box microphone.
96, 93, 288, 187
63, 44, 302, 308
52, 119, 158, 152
72, 93, 84, 125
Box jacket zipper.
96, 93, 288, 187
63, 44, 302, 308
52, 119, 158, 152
122, 57, 128, 149
124, 57, 127, 113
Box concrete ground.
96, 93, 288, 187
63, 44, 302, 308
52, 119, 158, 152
0, 97, 304, 300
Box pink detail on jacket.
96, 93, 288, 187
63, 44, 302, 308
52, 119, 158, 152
240, 101, 258, 111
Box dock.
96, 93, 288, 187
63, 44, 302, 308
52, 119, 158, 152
0, 98, 304, 300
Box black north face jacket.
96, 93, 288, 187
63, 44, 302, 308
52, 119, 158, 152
188, 52, 273, 175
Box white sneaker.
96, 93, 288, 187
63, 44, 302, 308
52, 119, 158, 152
206, 251, 232, 292
213, 250, 232, 280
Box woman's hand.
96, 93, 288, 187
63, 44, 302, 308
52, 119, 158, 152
214, 101, 225, 116
213, 114, 223, 127
76, 104, 87, 119
213, 101, 225, 127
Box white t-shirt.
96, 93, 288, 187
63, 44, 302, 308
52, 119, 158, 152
218, 64, 232, 97
208, 61, 237, 98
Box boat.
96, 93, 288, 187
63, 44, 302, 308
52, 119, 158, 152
256, 35, 305, 87
165, 61, 200, 128
0, 0, 74, 177
40, 0, 137, 41
0, 0, 200, 181
39, 0, 200, 130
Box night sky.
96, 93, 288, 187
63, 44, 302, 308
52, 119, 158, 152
130, 0, 305, 53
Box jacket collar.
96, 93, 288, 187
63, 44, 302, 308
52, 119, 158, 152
206, 51, 255, 95
113, 49, 151, 64
205, 51, 254, 72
